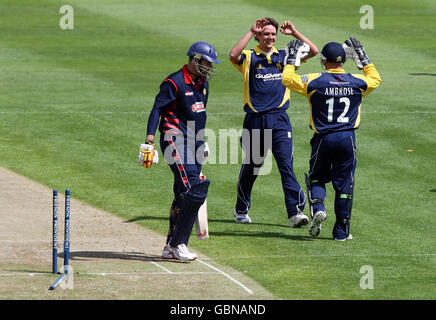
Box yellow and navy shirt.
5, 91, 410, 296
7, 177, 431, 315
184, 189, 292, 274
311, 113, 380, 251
231, 46, 290, 114
282, 64, 381, 134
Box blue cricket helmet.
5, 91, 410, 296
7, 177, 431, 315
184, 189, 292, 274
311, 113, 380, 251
321, 42, 346, 63
187, 41, 220, 64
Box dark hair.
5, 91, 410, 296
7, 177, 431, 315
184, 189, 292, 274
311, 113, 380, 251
254, 17, 279, 42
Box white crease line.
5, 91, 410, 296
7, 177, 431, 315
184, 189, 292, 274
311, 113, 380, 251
196, 259, 253, 295
0, 240, 49, 243
0, 272, 46, 276
151, 261, 173, 274
0, 271, 245, 277
77, 271, 242, 275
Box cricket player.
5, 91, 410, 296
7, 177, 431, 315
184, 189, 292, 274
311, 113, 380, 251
138, 41, 220, 260
281, 37, 381, 240
229, 18, 318, 227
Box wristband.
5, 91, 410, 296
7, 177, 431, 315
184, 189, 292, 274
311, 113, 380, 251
145, 138, 155, 145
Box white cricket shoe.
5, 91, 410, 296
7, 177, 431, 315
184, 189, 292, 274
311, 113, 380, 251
334, 234, 353, 241
309, 211, 327, 237
161, 244, 174, 259
169, 244, 197, 261
233, 209, 252, 223
289, 213, 309, 228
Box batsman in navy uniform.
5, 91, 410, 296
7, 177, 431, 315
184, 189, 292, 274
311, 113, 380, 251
282, 38, 381, 240
138, 42, 220, 260
229, 18, 318, 227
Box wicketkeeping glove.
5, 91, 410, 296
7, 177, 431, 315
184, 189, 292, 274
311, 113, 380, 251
343, 37, 370, 68
342, 43, 362, 69
285, 40, 310, 67
138, 143, 159, 168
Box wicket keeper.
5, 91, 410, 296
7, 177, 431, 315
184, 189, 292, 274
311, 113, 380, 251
138, 42, 220, 260
282, 37, 381, 240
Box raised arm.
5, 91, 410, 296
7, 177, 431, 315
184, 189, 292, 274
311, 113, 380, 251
229, 18, 269, 64
280, 21, 319, 59
343, 37, 381, 95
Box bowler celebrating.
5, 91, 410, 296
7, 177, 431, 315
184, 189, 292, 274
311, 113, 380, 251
229, 18, 318, 227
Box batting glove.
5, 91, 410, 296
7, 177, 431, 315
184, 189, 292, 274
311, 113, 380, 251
285, 40, 310, 67
203, 142, 210, 159
344, 37, 370, 68
138, 143, 159, 168
197, 142, 210, 164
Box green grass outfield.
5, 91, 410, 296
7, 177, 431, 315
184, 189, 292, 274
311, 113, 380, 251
0, 0, 435, 299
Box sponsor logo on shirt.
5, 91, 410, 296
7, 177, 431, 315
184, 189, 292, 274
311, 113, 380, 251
185, 90, 193, 96
191, 102, 205, 113
255, 73, 282, 81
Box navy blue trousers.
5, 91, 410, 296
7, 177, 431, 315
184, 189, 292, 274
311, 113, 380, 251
160, 135, 203, 246
308, 130, 356, 239
160, 135, 203, 196
235, 110, 305, 218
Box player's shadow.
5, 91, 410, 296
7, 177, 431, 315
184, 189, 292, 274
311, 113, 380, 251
210, 230, 328, 241
124, 216, 311, 231
409, 73, 436, 76
122, 216, 325, 240
208, 218, 291, 229
63, 251, 164, 262
123, 215, 167, 223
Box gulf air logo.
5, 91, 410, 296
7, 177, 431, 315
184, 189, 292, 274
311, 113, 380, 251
336, 56, 343, 62
191, 102, 205, 113
255, 73, 282, 81
257, 64, 264, 69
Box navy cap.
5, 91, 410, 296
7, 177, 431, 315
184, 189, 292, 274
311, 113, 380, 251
321, 42, 346, 63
